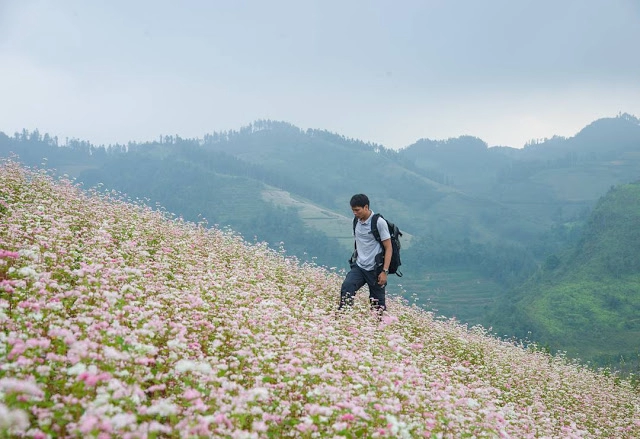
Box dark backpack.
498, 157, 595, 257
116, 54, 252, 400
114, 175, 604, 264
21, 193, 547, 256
351, 213, 403, 277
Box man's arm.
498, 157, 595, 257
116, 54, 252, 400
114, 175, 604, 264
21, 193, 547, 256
378, 238, 392, 285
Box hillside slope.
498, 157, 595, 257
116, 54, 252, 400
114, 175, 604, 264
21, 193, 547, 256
1, 160, 639, 437
490, 182, 640, 367
3, 115, 640, 368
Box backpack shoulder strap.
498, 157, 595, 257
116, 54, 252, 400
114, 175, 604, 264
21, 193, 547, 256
352, 217, 358, 249
371, 213, 382, 243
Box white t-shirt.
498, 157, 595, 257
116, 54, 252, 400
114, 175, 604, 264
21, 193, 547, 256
354, 212, 391, 271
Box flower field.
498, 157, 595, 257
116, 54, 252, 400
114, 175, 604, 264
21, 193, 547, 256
1, 159, 639, 438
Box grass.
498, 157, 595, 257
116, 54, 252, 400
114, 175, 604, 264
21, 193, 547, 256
524, 277, 640, 361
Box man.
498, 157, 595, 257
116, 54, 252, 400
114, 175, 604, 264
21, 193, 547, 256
339, 194, 392, 312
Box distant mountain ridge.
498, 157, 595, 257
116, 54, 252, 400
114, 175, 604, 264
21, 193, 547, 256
2, 113, 640, 264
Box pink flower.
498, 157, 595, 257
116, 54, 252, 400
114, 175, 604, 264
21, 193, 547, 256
146, 384, 166, 393
381, 314, 399, 325
0, 250, 19, 259
77, 372, 111, 387
78, 414, 99, 434
84, 374, 100, 388
252, 420, 268, 432
213, 413, 232, 427
296, 422, 318, 433
183, 388, 200, 400
7, 341, 27, 360
98, 372, 112, 381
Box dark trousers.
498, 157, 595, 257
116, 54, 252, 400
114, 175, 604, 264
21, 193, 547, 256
339, 264, 386, 311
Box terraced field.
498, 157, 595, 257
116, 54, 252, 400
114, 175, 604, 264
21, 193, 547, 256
399, 269, 502, 326
262, 187, 414, 252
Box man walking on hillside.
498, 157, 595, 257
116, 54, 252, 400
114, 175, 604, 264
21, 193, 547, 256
339, 194, 392, 313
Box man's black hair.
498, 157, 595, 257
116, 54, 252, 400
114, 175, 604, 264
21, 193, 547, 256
350, 194, 370, 208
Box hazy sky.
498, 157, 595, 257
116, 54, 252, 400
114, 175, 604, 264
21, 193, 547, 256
1, 0, 639, 149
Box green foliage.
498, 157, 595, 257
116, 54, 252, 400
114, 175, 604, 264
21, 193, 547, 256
407, 237, 537, 287
490, 182, 640, 373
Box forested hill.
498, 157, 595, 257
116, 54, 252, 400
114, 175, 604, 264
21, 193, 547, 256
490, 181, 640, 370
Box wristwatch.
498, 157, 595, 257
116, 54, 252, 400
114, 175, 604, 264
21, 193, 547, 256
383, 269, 389, 275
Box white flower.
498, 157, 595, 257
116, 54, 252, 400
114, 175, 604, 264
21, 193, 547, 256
92, 393, 111, 408
306, 367, 324, 376
146, 399, 178, 417
0, 403, 29, 432
385, 414, 412, 438
123, 268, 143, 276
386, 414, 400, 435
332, 421, 348, 431
252, 420, 268, 432
103, 346, 130, 361
248, 387, 270, 401
147, 420, 172, 434
174, 359, 212, 374
137, 328, 155, 338
130, 392, 142, 406
18, 248, 39, 260
194, 362, 212, 374
174, 360, 197, 373
0, 312, 7, 332
119, 284, 139, 294
166, 339, 185, 349
110, 413, 137, 429
103, 291, 119, 305
0, 378, 44, 397
46, 301, 63, 311
30, 312, 43, 321
17, 267, 38, 279
67, 363, 87, 375
132, 343, 157, 355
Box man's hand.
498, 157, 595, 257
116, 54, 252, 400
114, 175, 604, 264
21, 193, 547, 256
378, 271, 388, 286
